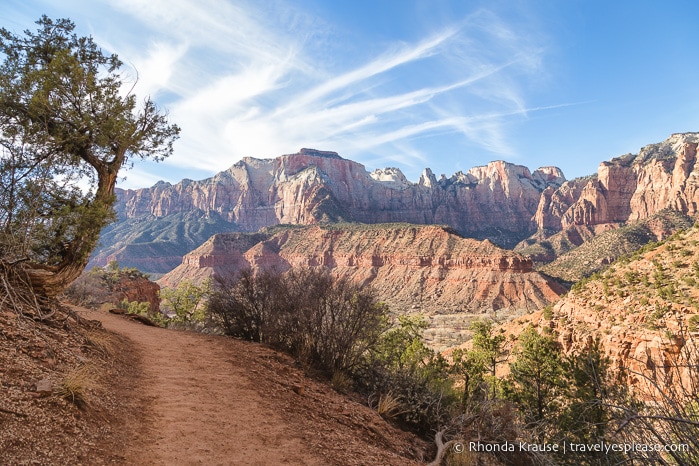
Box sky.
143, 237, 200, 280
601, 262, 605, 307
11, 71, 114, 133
3, 0, 699, 189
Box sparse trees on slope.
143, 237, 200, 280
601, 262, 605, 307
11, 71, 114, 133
0, 16, 178, 297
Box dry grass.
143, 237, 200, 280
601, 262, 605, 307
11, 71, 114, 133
84, 328, 116, 357
374, 392, 406, 420
330, 371, 353, 394
57, 365, 97, 409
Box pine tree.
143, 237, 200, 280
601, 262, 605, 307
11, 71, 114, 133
469, 320, 507, 399
508, 326, 566, 443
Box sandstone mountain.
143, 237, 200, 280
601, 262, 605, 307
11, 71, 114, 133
523, 133, 699, 258
92, 133, 699, 284
92, 148, 565, 273
158, 223, 565, 319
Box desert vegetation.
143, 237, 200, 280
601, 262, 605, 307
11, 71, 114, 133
204, 265, 699, 465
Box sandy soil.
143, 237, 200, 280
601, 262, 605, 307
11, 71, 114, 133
80, 308, 323, 465
76, 309, 428, 465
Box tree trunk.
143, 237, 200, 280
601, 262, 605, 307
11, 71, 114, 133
13, 163, 119, 298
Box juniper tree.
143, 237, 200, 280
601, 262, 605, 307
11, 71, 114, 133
0, 16, 179, 297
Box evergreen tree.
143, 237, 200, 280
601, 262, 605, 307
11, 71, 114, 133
508, 326, 566, 443
0, 16, 178, 297
450, 347, 487, 411
469, 320, 507, 399
562, 339, 612, 442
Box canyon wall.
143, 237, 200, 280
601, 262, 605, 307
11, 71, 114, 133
535, 133, 699, 230
95, 133, 699, 275
115, 148, 565, 245
158, 224, 565, 315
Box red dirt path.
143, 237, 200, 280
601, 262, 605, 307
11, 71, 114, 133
79, 308, 427, 465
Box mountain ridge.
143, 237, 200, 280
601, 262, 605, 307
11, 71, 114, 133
96, 152, 568, 272
92, 133, 699, 281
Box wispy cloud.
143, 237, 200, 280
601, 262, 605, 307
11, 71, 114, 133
68, 0, 552, 185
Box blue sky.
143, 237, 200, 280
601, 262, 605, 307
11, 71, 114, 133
4, 0, 699, 189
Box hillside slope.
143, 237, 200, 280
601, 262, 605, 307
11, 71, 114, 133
510, 222, 699, 396
526, 209, 693, 282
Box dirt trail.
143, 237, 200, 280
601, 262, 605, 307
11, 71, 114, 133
79, 308, 323, 465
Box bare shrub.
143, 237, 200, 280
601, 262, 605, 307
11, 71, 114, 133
208, 267, 387, 375
63, 269, 112, 308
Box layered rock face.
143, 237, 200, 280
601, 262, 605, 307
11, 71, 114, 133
115, 148, 565, 246
158, 224, 565, 314
535, 133, 699, 230
98, 133, 699, 276
505, 224, 699, 398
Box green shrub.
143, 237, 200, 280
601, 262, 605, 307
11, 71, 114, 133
119, 299, 168, 326
357, 315, 455, 433
689, 315, 699, 332
543, 305, 553, 320
160, 280, 210, 325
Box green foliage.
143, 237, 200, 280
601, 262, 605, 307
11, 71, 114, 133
360, 315, 454, 432
542, 305, 554, 320
0, 16, 178, 295
118, 299, 150, 315
161, 280, 210, 324
558, 340, 621, 464
624, 270, 640, 285
372, 315, 431, 371
688, 315, 699, 332
450, 347, 487, 411
507, 327, 567, 443
469, 319, 507, 399
118, 298, 167, 326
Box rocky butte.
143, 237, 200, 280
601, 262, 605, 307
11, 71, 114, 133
158, 223, 565, 317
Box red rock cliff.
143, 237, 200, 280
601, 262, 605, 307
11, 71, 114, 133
115, 149, 565, 246
159, 224, 565, 314
536, 133, 699, 230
